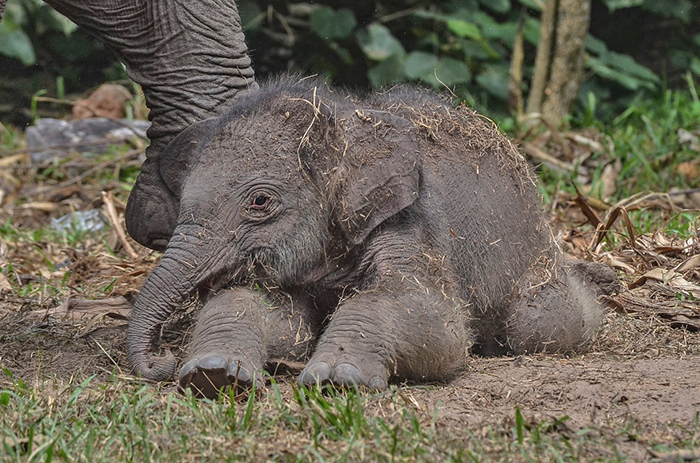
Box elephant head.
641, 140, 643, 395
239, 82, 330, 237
126, 78, 421, 380
0, 0, 258, 250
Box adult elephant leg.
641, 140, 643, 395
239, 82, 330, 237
299, 230, 470, 390
36, 0, 258, 249
180, 287, 320, 399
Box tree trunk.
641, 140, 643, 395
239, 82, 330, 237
527, 0, 591, 126
526, 0, 558, 117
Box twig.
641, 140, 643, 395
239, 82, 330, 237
526, 0, 556, 115
540, 123, 573, 162
22, 148, 142, 198
379, 7, 419, 23
521, 141, 576, 173
102, 191, 139, 260
564, 132, 604, 152
572, 184, 602, 227
509, 10, 525, 120
33, 96, 76, 106
519, 113, 573, 160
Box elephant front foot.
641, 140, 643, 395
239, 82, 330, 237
299, 354, 389, 390
298, 280, 469, 391
180, 288, 268, 399
179, 354, 263, 399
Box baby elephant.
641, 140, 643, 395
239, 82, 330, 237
126, 77, 616, 398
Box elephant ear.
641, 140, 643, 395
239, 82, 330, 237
334, 109, 420, 245
159, 117, 220, 196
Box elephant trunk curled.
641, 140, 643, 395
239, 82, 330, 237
127, 229, 226, 381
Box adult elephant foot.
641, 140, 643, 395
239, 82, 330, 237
21, 0, 260, 251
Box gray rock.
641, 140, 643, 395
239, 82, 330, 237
26, 118, 150, 164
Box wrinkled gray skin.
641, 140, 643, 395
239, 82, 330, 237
0, 0, 258, 251
127, 77, 618, 398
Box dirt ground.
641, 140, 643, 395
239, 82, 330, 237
1, 282, 699, 461
0, 202, 699, 462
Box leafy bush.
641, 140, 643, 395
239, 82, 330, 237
239, 0, 698, 121
1, 0, 698, 124
0, 0, 77, 66
240, 0, 544, 117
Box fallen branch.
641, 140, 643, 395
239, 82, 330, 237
521, 141, 577, 173
102, 191, 139, 260
44, 295, 132, 320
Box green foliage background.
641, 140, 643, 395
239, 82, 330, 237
0, 0, 699, 123
237, 0, 699, 121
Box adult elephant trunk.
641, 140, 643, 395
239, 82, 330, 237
127, 224, 231, 381
1, 0, 258, 250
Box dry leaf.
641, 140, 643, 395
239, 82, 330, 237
599, 163, 617, 199
604, 256, 636, 274
676, 254, 700, 273
0, 153, 28, 167
677, 160, 699, 181
17, 202, 59, 212
629, 268, 700, 298
649, 447, 700, 462
678, 128, 700, 151
0, 273, 12, 291
2, 434, 48, 453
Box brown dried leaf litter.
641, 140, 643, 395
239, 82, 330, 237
0, 106, 156, 343
558, 188, 700, 332
515, 119, 699, 334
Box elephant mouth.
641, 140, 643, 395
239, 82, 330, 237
197, 266, 248, 302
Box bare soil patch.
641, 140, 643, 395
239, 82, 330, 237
1, 288, 698, 461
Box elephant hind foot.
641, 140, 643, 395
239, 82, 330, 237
179, 354, 264, 399
504, 255, 609, 355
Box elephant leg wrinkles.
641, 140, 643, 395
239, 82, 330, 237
300, 226, 470, 390
179, 286, 318, 398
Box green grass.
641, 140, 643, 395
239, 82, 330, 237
0, 124, 25, 151
539, 84, 700, 220
609, 88, 700, 195
1, 370, 653, 463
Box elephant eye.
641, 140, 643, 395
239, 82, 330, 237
244, 191, 277, 219
250, 194, 271, 210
